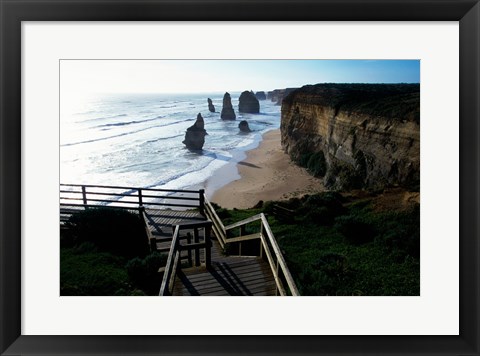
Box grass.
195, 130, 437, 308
283, 83, 420, 123
60, 208, 166, 296
60, 244, 142, 296
60, 196, 419, 296
220, 192, 420, 296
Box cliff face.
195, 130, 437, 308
281, 84, 420, 190
267, 88, 298, 105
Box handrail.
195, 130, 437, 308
260, 214, 299, 296
203, 196, 227, 247
223, 212, 299, 296
60, 183, 200, 194
159, 220, 213, 296
60, 183, 205, 211
139, 207, 156, 251
159, 225, 181, 296
224, 214, 263, 230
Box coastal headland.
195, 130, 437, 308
210, 83, 420, 208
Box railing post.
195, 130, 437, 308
81, 185, 87, 205
205, 223, 212, 268
194, 228, 200, 267
138, 188, 143, 207
187, 232, 193, 267
239, 225, 245, 256
199, 189, 205, 216
150, 238, 157, 252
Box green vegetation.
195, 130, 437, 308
222, 192, 420, 296
62, 207, 149, 258
61, 208, 166, 296
298, 151, 327, 177
283, 83, 420, 123
60, 195, 420, 296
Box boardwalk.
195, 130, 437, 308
60, 184, 299, 296
172, 240, 276, 296
143, 208, 206, 252
141, 209, 277, 296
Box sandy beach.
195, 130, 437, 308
210, 129, 325, 209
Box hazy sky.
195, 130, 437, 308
60, 60, 420, 95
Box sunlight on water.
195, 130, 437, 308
60, 92, 281, 191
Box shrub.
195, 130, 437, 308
209, 202, 231, 219
305, 206, 332, 225
298, 192, 345, 225
60, 248, 130, 296
377, 204, 420, 259
126, 252, 167, 295
335, 214, 376, 244
306, 151, 327, 177
65, 207, 149, 258
126, 257, 145, 287
298, 153, 312, 168
297, 254, 353, 296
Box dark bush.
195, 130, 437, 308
126, 257, 145, 287
306, 151, 327, 177
298, 153, 312, 168
378, 204, 420, 259
297, 253, 353, 296
60, 248, 129, 296
72, 241, 97, 254
298, 192, 345, 225
305, 207, 334, 225
65, 207, 149, 258
335, 214, 376, 244
126, 252, 167, 295
210, 202, 231, 219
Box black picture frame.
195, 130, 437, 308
1, 0, 479, 355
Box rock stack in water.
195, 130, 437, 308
239, 91, 260, 113
220, 92, 236, 120
207, 98, 215, 113
255, 91, 267, 100
183, 113, 207, 150
238, 120, 252, 132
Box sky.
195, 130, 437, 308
60, 60, 420, 96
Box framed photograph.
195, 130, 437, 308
1, 0, 479, 355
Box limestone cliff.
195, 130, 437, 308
267, 88, 298, 105
281, 84, 420, 190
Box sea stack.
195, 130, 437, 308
238, 120, 252, 133
207, 98, 215, 113
182, 113, 207, 150
238, 91, 260, 113
255, 91, 267, 100
220, 92, 236, 120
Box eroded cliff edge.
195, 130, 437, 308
281, 84, 420, 190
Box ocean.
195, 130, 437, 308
60, 92, 281, 197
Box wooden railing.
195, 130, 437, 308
60, 183, 205, 211
205, 196, 299, 296
61, 183, 207, 253
159, 225, 181, 296
204, 196, 227, 247
159, 221, 213, 296
61, 184, 298, 296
